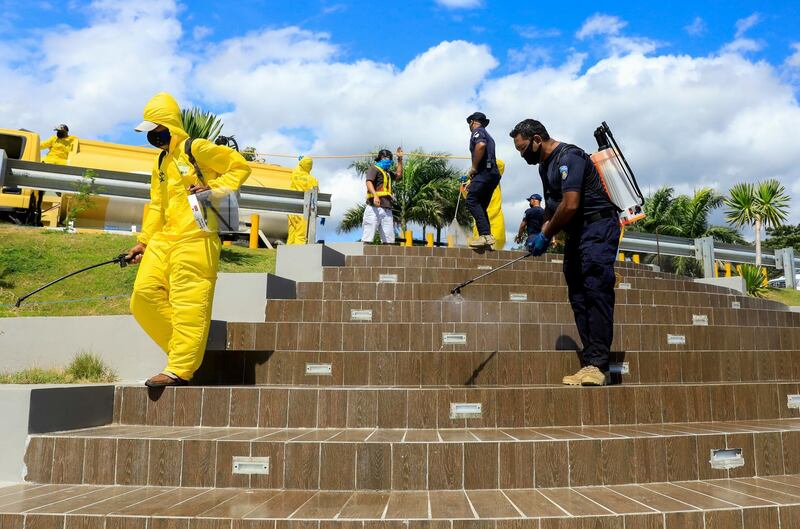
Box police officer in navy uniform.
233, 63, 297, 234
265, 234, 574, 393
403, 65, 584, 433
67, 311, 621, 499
509, 119, 620, 386
465, 112, 502, 250
515, 193, 544, 243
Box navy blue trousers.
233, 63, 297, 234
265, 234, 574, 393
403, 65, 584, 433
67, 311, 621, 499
466, 172, 500, 236
563, 215, 621, 370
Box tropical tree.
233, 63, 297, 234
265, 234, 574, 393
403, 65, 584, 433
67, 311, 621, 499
724, 179, 791, 266
338, 149, 470, 243
180, 107, 224, 141
630, 186, 745, 276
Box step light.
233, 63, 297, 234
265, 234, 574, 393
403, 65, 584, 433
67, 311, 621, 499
477, 265, 493, 270
609, 362, 630, 375
232, 456, 269, 475
509, 293, 528, 302
692, 314, 709, 326
618, 282, 632, 290
305, 363, 332, 376
450, 402, 482, 419
667, 334, 686, 345
709, 448, 744, 470
378, 274, 398, 283
731, 301, 741, 309
551, 259, 563, 264
350, 309, 373, 322
442, 333, 467, 345
788, 395, 800, 409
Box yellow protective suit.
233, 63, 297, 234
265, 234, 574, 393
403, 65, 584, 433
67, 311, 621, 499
470, 158, 506, 250
286, 156, 319, 244
40, 135, 77, 165
130, 92, 251, 380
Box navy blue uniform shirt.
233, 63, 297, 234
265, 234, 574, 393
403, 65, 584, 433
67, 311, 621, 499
469, 126, 500, 176
538, 143, 615, 228
524, 206, 544, 235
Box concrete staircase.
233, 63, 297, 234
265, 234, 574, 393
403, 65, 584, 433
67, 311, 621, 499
5, 245, 800, 529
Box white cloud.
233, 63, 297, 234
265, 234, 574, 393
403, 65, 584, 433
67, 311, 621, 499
735, 13, 760, 38
513, 26, 561, 39
684, 16, 706, 36
721, 37, 763, 54
786, 43, 800, 68
576, 14, 627, 40
0, 0, 189, 139
4, 0, 800, 244
434, 0, 482, 8
192, 25, 213, 40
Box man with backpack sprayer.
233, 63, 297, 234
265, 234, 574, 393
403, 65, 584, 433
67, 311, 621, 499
510, 119, 621, 387
126, 92, 251, 387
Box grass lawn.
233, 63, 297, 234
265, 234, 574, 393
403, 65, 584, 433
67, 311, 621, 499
0, 224, 275, 318
764, 287, 800, 307
0, 352, 117, 384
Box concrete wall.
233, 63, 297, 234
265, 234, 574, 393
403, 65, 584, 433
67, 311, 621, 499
0, 315, 163, 381
276, 243, 359, 283
694, 276, 746, 295
212, 273, 268, 323
0, 387, 31, 482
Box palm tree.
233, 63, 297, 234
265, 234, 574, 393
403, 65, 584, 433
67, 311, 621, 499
180, 107, 224, 141
338, 149, 470, 242
631, 186, 745, 276
724, 180, 791, 266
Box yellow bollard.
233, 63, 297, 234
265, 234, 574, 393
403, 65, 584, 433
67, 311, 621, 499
632, 254, 640, 264
714, 261, 719, 278
425, 233, 434, 247
249, 214, 260, 249
405, 230, 412, 247
725, 263, 732, 278
447, 234, 455, 248
618, 252, 625, 262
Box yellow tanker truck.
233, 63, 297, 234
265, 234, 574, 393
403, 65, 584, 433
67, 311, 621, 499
0, 128, 328, 241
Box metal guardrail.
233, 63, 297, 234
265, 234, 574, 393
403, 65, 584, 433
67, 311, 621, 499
620, 230, 799, 288
0, 149, 332, 216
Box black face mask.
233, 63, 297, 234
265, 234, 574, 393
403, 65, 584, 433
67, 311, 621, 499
56, 130, 67, 139
521, 140, 541, 165
147, 129, 171, 148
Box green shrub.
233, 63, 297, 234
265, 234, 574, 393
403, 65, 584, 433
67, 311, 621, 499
65, 352, 117, 382
0, 368, 67, 384
738, 264, 769, 298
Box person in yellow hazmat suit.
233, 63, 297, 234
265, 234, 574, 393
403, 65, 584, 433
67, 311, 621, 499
469, 158, 506, 250
40, 124, 78, 165
286, 156, 319, 244
125, 93, 251, 388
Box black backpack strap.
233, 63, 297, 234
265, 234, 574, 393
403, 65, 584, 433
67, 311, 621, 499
158, 150, 166, 166
184, 138, 206, 184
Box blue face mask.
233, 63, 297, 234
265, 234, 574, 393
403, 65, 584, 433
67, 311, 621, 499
376, 159, 392, 170
147, 128, 171, 149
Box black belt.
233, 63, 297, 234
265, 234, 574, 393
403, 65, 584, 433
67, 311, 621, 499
583, 209, 616, 226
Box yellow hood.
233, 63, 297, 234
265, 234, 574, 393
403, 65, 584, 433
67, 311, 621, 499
142, 92, 187, 141
294, 156, 313, 175
497, 158, 505, 176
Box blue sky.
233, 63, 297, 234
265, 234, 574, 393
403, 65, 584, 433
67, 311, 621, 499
2, 0, 800, 242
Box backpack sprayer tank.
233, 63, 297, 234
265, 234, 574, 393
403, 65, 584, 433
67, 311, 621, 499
590, 122, 645, 226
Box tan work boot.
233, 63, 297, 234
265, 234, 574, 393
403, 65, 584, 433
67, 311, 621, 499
484, 235, 496, 249
562, 366, 592, 386
468, 235, 489, 248
579, 366, 606, 386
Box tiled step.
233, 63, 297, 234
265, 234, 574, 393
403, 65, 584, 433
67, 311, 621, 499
25, 420, 800, 490
4, 478, 800, 527
292, 281, 785, 314
265, 298, 795, 328
199, 348, 800, 386
112, 383, 800, 429
225, 319, 799, 354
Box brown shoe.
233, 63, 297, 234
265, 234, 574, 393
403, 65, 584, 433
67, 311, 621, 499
145, 372, 188, 388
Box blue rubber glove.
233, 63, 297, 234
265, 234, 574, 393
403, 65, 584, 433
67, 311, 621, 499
458, 175, 468, 183
526, 232, 551, 256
